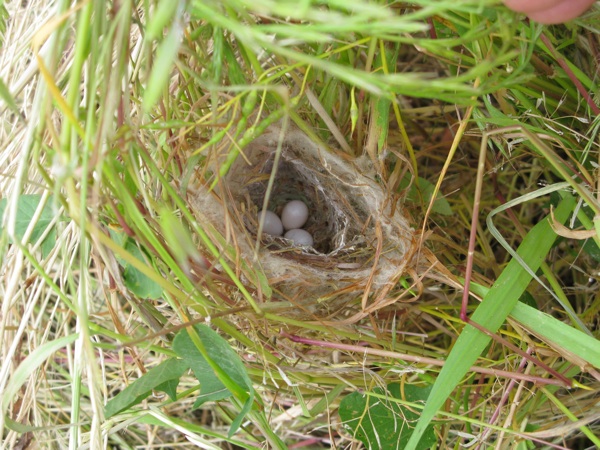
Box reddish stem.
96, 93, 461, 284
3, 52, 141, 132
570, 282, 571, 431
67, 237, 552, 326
475, 348, 532, 450
539, 32, 600, 116
465, 317, 571, 386
281, 333, 566, 386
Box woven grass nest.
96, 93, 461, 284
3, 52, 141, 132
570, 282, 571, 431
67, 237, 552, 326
189, 123, 418, 321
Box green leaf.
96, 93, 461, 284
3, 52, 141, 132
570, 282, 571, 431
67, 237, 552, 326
174, 324, 254, 393
401, 175, 453, 216
582, 238, 600, 262
109, 230, 163, 299
414, 177, 453, 215
405, 194, 576, 450
173, 328, 232, 407
104, 358, 189, 418
156, 378, 181, 402
518, 291, 537, 309
0, 194, 58, 257
229, 394, 254, 438
172, 325, 255, 436
339, 383, 436, 450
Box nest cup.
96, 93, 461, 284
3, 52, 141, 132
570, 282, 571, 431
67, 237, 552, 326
190, 124, 416, 319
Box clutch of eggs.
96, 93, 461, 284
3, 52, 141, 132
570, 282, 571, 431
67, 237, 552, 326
258, 200, 313, 247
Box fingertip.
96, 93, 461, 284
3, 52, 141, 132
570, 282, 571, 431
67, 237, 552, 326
526, 0, 596, 24
503, 0, 563, 14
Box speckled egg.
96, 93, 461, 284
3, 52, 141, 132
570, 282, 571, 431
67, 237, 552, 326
281, 200, 309, 230
284, 228, 314, 247
258, 210, 283, 236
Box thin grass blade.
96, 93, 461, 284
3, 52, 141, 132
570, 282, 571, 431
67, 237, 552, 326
1, 334, 79, 430
510, 302, 600, 369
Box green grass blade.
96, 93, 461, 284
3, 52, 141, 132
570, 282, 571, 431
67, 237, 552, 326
510, 302, 600, 369
0, 76, 20, 118
2, 333, 79, 428
405, 194, 577, 450
486, 182, 592, 334
540, 387, 600, 447
146, 0, 181, 41
142, 6, 184, 114
467, 280, 600, 371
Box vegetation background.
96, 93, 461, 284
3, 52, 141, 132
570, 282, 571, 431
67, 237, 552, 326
0, 0, 599, 449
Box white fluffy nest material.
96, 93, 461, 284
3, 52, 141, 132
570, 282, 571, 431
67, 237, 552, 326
189, 123, 417, 320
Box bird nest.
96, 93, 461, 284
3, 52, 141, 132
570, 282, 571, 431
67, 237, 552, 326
188, 123, 418, 321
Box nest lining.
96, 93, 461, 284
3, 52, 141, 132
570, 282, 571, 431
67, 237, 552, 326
244, 147, 367, 257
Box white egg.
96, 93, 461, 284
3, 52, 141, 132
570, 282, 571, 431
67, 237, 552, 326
258, 210, 283, 236
284, 228, 314, 247
281, 200, 309, 230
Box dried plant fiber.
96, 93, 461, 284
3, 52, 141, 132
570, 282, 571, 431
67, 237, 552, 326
188, 123, 417, 320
